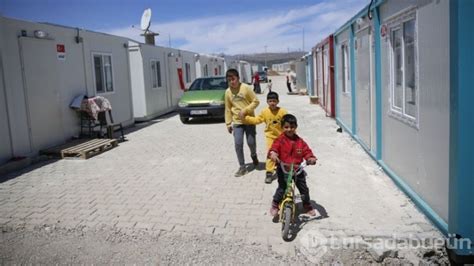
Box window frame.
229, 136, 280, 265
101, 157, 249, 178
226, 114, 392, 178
204, 64, 209, 77
150, 59, 163, 89
387, 9, 419, 128
390, 26, 403, 112
92, 52, 115, 95
340, 41, 351, 94
185, 62, 191, 83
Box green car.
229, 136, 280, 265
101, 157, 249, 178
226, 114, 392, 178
177, 76, 227, 123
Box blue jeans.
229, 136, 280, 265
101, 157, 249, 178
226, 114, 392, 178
233, 124, 257, 167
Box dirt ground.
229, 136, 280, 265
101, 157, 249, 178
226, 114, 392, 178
0, 224, 449, 265
0, 225, 312, 264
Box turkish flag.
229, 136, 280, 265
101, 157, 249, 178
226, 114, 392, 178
57, 44, 65, 53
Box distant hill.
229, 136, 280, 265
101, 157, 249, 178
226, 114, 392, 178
223, 51, 306, 66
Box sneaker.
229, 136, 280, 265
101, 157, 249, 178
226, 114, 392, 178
269, 202, 279, 217
304, 204, 317, 217
251, 154, 259, 166
234, 167, 248, 177
265, 172, 273, 184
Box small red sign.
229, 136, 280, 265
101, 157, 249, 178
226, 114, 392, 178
57, 44, 65, 53
380, 24, 387, 37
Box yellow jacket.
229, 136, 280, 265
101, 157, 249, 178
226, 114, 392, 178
244, 107, 288, 139
225, 83, 259, 126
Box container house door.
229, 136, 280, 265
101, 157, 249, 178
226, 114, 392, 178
323, 49, 329, 111
0, 51, 12, 162
355, 26, 372, 149
316, 51, 323, 99
167, 54, 182, 107
312, 53, 317, 97
19, 37, 64, 150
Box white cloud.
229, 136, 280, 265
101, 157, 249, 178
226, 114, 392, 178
102, 0, 366, 55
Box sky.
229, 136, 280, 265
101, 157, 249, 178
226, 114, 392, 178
1, 0, 368, 55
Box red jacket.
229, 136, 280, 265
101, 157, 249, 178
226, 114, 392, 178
268, 133, 316, 164
252, 73, 260, 85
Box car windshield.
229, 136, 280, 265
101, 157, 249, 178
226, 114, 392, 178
258, 71, 266, 76
188, 77, 227, 91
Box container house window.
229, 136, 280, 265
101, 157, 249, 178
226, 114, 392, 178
389, 15, 417, 123
341, 43, 351, 94
219, 65, 222, 75
404, 20, 416, 118
392, 28, 403, 110
93, 54, 114, 93
185, 63, 191, 83
204, 64, 209, 77
151, 60, 162, 88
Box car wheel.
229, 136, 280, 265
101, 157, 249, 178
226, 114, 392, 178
180, 115, 189, 124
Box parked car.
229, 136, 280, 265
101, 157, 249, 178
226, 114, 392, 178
258, 71, 268, 82
177, 76, 227, 123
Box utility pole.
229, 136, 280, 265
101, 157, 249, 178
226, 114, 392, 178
264, 45, 268, 69
302, 26, 305, 52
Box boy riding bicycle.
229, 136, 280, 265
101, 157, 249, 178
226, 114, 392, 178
268, 114, 317, 217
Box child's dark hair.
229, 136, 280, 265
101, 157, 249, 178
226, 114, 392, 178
226, 68, 239, 78
268, 79, 272, 82
267, 91, 279, 101
281, 114, 297, 127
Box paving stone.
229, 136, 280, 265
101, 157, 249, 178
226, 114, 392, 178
0, 78, 444, 262
135, 222, 156, 230
115, 221, 136, 229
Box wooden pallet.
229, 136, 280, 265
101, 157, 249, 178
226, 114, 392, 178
40, 138, 118, 159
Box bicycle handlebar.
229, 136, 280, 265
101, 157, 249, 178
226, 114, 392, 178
279, 161, 307, 175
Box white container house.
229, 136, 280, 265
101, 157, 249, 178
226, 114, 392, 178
195, 54, 225, 78
0, 16, 134, 163
295, 58, 307, 92
226, 60, 252, 84
128, 42, 199, 121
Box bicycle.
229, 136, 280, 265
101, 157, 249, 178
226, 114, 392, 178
278, 161, 307, 241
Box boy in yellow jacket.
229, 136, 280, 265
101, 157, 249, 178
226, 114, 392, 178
245, 91, 287, 183
225, 69, 260, 177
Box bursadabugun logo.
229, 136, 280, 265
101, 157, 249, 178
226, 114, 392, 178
299, 230, 457, 263
299, 230, 370, 262
299, 230, 330, 262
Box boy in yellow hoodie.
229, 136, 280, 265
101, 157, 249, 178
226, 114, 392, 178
225, 69, 260, 177
245, 91, 287, 183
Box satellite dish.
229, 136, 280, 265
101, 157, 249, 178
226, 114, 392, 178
140, 8, 152, 31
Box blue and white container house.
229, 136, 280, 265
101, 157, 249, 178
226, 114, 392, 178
333, 0, 474, 261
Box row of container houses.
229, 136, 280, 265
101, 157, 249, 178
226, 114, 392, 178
128, 44, 226, 121
0, 16, 228, 164
226, 60, 252, 84
306, 0, 473, 261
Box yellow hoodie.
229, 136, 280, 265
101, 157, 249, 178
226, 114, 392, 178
244, 107, 288, 139
225, 83, 259, 126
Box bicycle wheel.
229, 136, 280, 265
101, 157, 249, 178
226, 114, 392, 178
281, 204, 292, 241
